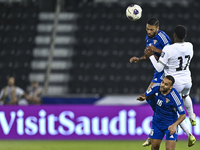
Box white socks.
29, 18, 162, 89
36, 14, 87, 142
179, 120, 191, 137
182, 96, 195, 121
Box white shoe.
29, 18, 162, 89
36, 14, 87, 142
142, 138, 151, 147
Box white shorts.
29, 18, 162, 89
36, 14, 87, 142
173, 82, 192, 97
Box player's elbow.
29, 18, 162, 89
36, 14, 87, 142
157, 67, 163, 72
156, 63, 165, 72
181, 114, 186, 121
183, 114, 186, 119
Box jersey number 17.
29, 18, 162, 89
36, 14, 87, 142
176, 55, 190, 71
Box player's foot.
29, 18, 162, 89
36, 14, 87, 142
188, 134, 196, 147
190, 113, 196, 126
142, 138, 151, 147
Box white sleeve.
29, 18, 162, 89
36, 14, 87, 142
158, 46, 170, 65
149, 56, 165, 72
16, 87, 25, 97
0, 89, 3, 99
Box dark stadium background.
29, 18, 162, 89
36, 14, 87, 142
0, 0, 200, 149
0, 0, 200, 104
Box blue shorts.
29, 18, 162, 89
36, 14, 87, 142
151, 71, 165, 83
149, 123, 178, 141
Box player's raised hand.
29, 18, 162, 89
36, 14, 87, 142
130, 56, 139, 63
144, 47, 154, 57
149, 45, 162, 54
168, 124, 176, 135
149, 46, 157, 52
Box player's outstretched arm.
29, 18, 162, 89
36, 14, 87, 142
168, 114, 186, 135
144, 47, 154, 57
137, 95, 147, 101
130, 46, 156, 63
130, 55, 147, 63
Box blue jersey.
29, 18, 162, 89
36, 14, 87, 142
145, 83, 185, 130
145, 30, 171, 79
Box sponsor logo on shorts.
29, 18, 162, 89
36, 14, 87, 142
150, 129, 154, 136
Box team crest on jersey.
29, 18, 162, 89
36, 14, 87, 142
165, 98, 170, 103
161, 52, 165, 58
153, 40, 157, 44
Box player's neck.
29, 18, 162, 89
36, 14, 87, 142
175, 39, 184, 43
161, 90, 171, 95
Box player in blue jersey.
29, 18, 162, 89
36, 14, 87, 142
130, 17, 171, 146
137, 75, 186, 150
130, 17, 171, 89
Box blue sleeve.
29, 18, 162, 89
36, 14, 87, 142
145, 83, 160, 97
146, 97, 156, 112
157, 32, 171, 48
171, 89, 186, 115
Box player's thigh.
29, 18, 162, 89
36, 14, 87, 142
149, 124, 164, 150
165, 140, 176, 150
151, 72, 164, 84
150, 139, 162, 150
173, 84, 184, 94
148, 72, 164, 90
149, 124, 165, 140
181, 82, 192, 97
165, 127, 178, 150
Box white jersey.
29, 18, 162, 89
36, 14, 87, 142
0, 86, 25, 105
159, 42, 193, 85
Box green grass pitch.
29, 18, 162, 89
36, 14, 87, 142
0, 140, 199, 150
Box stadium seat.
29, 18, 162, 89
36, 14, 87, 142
0, 2, 38, 91
70, 2, 199, 95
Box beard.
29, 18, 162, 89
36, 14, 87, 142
148, 32, 157, 38
160, 86, 169, 93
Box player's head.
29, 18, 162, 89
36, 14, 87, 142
160, 75, 175, 94
32, 81, 39, 89
146, 17, 159, 38
174, 25, 187, 42
8, 77, 15, 87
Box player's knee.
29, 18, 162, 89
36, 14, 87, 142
166, 140, 176, 150
166, 145, 175, 150
182, 95, 188, 99
151, 143, 160, 150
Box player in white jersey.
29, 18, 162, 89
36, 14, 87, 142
151, 39, 193, 87
145, 25, 196, 146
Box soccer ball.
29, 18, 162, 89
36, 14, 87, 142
126, 4, 142, 21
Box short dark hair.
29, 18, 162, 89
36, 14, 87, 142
174, 25, 187, 40
147, 17, 159, 27
32, 81, 38, 84
165, 75, 175, 85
